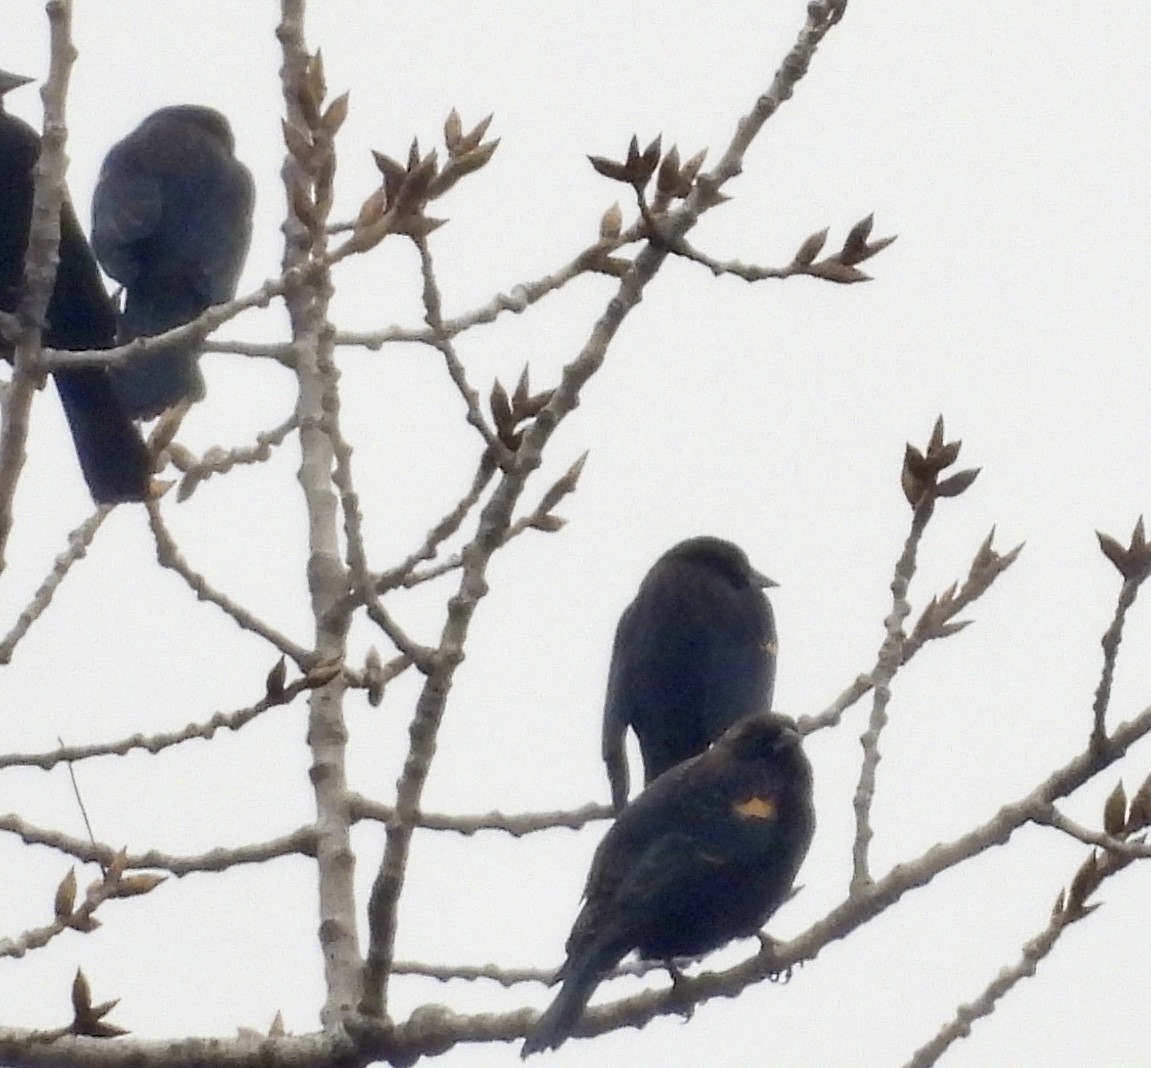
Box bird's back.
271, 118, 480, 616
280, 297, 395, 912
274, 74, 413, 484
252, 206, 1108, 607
0, 111, 44, 315
608, 556, 775, 782
91, 106, 254, 417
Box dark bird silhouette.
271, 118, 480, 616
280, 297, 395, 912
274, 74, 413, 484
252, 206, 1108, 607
602, 536, 778, 812
92, 105, 254, 418
0, 69, 151, 503
522, 712, 815, 1057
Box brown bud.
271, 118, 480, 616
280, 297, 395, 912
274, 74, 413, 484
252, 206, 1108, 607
266, 656, 287, 700
793, 228, 829, 267
490, 379, 512, 433
841, 213, 874, 262
444, 108, 462, 150
321, 92, 350, 137
600, 202, 623, 240
54, 868, 77, 919
1128, 777, 1151, 830
1066, 852, 1100, 913
807, 260, 871, 284
281, 121, 315, 168
113, 874, 167, 898
1096, 517, 1151, 583
289, 181, 318, 232
460, 114, 494, 153
305, 51, 327, 113
588, 154, 636, 184
1103, 781, 1127, 837
934, 468, 980, 498
72, 970, 92, 1017
106, 848, 128, 884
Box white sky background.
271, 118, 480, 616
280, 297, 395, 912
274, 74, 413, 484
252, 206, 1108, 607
3, 2, 1151, 1065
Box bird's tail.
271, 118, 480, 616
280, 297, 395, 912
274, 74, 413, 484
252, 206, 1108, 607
53, 368, 153, 502
521, 955, 606, 1058
112, 290, 206, 418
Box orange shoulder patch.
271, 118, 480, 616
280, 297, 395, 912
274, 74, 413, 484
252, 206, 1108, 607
732, 795, 776, 820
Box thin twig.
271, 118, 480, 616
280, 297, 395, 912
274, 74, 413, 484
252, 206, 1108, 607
413, 237, 508, 460
348, 794, 610, 836
802, 529, 1021, 735
898, 912, 1070, 1068
0, 679, 312, 771
368, 453, 496, 593
0, 813, 315, 874
0, 0, 76, 571
331, 240, 615, 351
1092, 577, 1139, 747
172, 412, 299, 501
146, 500, 315, 667
850, 501, 932, 893
1033, 803, 1151, 858
0, 506, 108, 664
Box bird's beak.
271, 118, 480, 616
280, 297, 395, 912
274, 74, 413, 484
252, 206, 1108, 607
751, 567, 778, 590
0, 70, 35, 96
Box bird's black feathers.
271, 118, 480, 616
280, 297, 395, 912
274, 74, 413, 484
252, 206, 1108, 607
523, 712, 815, 1057
603, 536, 778, 811
92, 105, 254, 418
0, 70, 151, 503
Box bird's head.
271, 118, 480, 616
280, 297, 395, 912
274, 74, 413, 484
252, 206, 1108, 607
662, 536, 778, 590
719, 712, 804, 762
147, 105, 236, 153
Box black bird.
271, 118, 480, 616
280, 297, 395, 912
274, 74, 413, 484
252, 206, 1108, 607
92, 105, 254, 418
522, 712, 815, 1057
0, 69, 151, 503
602, 536, 778, 812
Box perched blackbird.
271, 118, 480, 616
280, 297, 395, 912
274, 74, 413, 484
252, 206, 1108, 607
522, 712, 815, 1057
92, 105, 254, 418
603, 536, 778, 812
0, 70, 151, 503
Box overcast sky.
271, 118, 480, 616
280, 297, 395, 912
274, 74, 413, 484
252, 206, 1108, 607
3, 3, 1151, 1066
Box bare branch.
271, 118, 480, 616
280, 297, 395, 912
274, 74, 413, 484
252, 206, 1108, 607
171, 413, 299, 501
277, 12, 363, 1029
850, 502, 932, 893
0, 813, 315, 874
348, 794, 610, 836
146, 500, 315, 668
0, 679, 313, 771
803, 528, 1022, 734
1093, 575, 1142, 748
0, 506, 108, 664
0, 0, 76, 571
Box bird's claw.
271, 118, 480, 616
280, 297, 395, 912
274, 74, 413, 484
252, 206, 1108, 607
665, 963, 695, 1021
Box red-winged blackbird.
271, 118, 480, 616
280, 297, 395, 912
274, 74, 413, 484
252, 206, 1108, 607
602, 537, 778, 812
92, 106, 254, 418
0, 70, 151, 503
523, 712, 814, 1057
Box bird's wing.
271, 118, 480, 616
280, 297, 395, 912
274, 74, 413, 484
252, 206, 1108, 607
194, 162, 254, 305
91, 152, 163, 286
566, 828, 695, 961
601, 601, 635, 812
700, 589, 777, 733
581, 754, 705, 903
